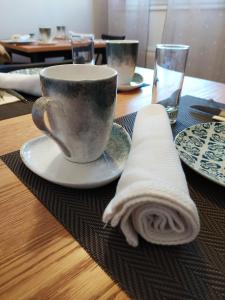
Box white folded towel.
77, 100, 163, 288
0, 73, 41, 96
11, 34, 31, 42
103, 104, 200, 247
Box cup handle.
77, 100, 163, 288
32, 96, 71, 158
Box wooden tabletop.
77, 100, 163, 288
0, 39, 106, 53
0, 67, 225, 300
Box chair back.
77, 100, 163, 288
101, 34, 126, 40
0, 45, 11, 64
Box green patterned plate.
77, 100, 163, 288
10, 68, 42, 75
175, 122, 225, 187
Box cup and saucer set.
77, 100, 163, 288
18, 40, 146, 188
106, 40, 145, 92
11, 40, 146, 91
20, 64, 131, 188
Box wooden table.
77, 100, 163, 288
0, 40, 106, 63
0, 67, 225, 300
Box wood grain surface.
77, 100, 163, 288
0, 40, 106, 54
0, 67, 225, 300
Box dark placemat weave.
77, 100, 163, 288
0, 93, 35, 121
1, 95, 225, 300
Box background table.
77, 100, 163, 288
0, 40, 106, 63
0, 68, 225, 299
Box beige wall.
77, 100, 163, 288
0, 0, 107, 39
146, 3, 167, 68
1, 0, 165, 65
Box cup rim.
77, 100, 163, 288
106, 40, 139, 44
156, 44, 190, 50
40, 64, 117, 82
69, 32, 95, 39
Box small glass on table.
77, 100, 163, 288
55, 26, 67, 40
152, 44, 189, 124
70, 33, 94, 64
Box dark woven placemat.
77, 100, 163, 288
1, 95, 225, 300
0, 93, 35, 121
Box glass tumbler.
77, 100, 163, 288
56, 26, 67, 40
152, 44, 189, 124
71, 33, 94, 64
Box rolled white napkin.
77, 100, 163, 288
11, 34, 31, 42
103, 104, 200, 247
0, 73, 41, 96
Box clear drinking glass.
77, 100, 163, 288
71, 33, 94, 64
152, 44, 189, 124
56, 26, 67, 40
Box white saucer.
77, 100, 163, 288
118, 73, 144, 92
20, 123, 131, 188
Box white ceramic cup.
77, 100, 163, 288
32, 64, 117, 163
39, 27, 51, 43
106, 40, 139, 86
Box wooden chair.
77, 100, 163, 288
0, 45, 11, 64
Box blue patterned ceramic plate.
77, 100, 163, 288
10, 68, 42, 75
175, 122, 225, 187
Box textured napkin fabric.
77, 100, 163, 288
103, 104, 200, 247
0, 89, 20, 105
0, 73, 41, 96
